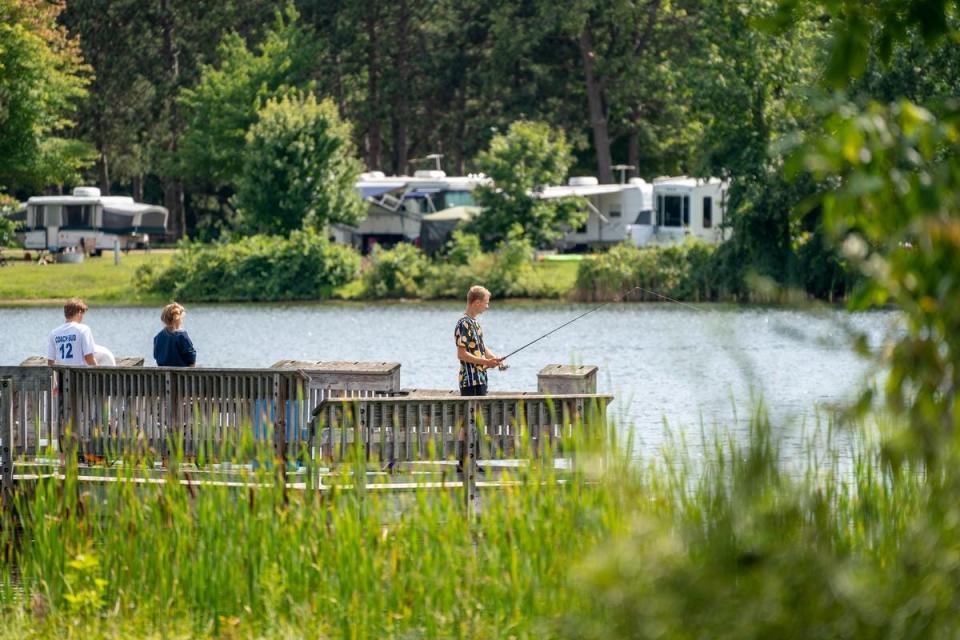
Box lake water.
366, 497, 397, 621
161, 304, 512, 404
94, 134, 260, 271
0, 302, 898, 457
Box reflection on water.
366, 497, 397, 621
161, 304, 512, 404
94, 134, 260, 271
0, 302, 898, 456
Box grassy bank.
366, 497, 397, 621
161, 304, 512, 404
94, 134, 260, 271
0, 249, 173, 305
2, 411, 959, 638
0, 246, 579, 305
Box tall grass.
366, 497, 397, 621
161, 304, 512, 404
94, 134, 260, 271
0, 410, 958, 638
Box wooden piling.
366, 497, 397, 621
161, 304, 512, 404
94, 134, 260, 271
1, 378, 13, 506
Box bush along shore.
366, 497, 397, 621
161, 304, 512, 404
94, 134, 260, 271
1, 233, 853, 306
128, 231, 857, 305
2, 410, 959, 637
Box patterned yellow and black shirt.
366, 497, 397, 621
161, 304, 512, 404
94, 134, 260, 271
455, 315, 486, 388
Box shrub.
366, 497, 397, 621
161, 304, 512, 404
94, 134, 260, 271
135, 231, 359, 302
361, 242, 431, 299
233, 93, 365, 235
361, 231, 566, 300
575, 240, 719, 302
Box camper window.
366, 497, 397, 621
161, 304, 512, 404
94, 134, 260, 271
703, 197, 713, 228
441, 191, 476, 209
609, 208, 621, 218
64, 205, 92, 229
635, 210, 652, 225
662, 195, 687, 227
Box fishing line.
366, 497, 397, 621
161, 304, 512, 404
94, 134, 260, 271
500, 284, 705, 363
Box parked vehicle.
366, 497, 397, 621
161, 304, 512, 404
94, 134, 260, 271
15, 187, 168, 253
628, 176, 728, 246
347, 171, 487, 252
540, 177, 654, 251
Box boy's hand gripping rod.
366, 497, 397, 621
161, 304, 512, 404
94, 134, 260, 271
498, 286, 702, 364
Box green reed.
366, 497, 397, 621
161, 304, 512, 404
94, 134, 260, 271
0, 409, 956, 638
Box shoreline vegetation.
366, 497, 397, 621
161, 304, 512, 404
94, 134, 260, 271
0, 233, 854, 307
2, 413, 959, 637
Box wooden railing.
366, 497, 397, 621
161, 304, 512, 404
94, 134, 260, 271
0, 364, 612, 485
0, 366, 56, 456
312, 393, 613, 464
0, 363, 402, 463
1, 377, 13, 498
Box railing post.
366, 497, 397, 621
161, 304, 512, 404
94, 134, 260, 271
464, 399, 478, 515
63, 368, 78, 463
1, 378, 13, 506
274, 374, 288, 481
163, 371, 173, 462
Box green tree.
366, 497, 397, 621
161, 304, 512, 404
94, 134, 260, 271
690, 0, 831, 298
471, 121, 586, 249
178, 6, 318, 191
0, 0, 93, 192
233, 94, 365, 235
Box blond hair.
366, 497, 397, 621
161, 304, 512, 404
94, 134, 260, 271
466, 285, 490, 304
161, 302, 186, 329
64, 298, 88, 318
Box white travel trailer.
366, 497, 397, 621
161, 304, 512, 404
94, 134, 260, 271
349, 170, 487, 252
627, 176, 728, 246
539, 177, 654, 250
16, 187, 168, 252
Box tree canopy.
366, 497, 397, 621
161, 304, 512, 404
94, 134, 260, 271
470, 121, 586, 249
233, 93, 365, 235
0, 0, 92, 190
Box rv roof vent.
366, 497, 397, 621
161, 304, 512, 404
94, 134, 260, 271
361, 171, 386, 180
414, 170, 446, 179
628, 177, 648, 186
72, 186, 101, 197
568, 176, 599, 187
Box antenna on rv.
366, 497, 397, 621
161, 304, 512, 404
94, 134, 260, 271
424, 153, 444, 171
612, 164, 636, 185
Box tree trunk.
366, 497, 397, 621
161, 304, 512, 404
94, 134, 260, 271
132, 175, 144, 202
454, 87, 467, 175
628, 108, 641, 179
390, 0, 410, 175
164, 180, 186, 240
578, 23, 613, 184
365, 6, 381, 170
96, 146, 110, 195
160, 0, 185, 238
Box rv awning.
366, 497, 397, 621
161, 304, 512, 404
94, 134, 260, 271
421, 205, 480, 222
359, 183, 405, 199
538, 184, 625, 199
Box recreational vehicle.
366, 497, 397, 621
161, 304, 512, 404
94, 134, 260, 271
540, 177, 653, 251
16, 187, 169, 253
627, 177, 728, 246
350, 171, 487, 252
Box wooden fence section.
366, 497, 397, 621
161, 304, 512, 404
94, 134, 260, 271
0, 366, 56, 455
0, 363, 402, 463
270, 360, 401, 408
312, 393, 613, 465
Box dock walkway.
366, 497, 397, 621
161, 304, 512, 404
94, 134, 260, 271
1, 360, 611, 501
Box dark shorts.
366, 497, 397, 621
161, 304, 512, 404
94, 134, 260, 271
460, 384, 488, 397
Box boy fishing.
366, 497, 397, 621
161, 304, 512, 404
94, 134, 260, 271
454, 285, 503, 396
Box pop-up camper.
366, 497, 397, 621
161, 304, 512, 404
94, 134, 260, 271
16, 187, 168, 253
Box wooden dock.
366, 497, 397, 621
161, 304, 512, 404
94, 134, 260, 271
0, 360, 611, 502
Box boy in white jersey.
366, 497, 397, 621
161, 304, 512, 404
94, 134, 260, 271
46, 298, 98, 366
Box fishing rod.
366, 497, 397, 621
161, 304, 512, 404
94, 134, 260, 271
499, 285, 704, 364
